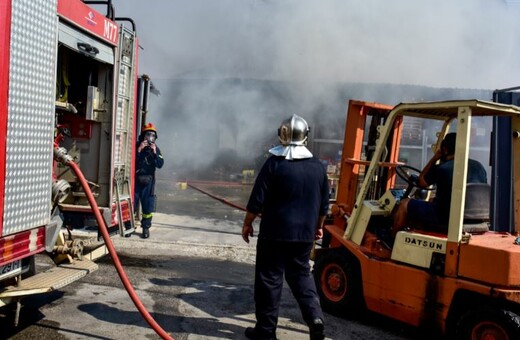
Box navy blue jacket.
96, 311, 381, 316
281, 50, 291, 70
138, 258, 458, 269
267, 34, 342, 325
135, 141, 164, 177
247, 155, 329, 242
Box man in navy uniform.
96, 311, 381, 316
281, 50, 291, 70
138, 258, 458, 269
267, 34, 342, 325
242, 115, 328, 340
134, 123, 164, 238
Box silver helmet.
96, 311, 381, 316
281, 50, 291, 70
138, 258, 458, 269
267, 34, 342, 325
278, 114, 310, 146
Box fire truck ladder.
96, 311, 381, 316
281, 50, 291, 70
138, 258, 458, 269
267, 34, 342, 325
115, 171, 135, 237
114, 25, 138, 237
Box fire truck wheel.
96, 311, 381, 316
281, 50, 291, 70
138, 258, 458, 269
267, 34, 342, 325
456, 307, 520, 340
313, 249, 363, 316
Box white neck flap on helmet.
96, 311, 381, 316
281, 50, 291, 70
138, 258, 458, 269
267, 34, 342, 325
269, 144, 313, 160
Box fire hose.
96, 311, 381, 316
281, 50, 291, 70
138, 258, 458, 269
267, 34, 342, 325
55, 147, 173, 340
187, 181, 247, 212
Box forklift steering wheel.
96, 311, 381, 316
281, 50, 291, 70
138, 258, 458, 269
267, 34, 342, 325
396, 165, 434, 191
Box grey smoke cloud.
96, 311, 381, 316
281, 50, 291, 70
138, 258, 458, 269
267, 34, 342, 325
107, 0, 520, 178
112, 0, 520, 88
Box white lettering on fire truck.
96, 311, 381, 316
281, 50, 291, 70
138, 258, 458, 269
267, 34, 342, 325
104, 20, 118, 42
404, 237, 443, 250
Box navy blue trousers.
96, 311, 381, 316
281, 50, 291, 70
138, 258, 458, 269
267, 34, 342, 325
134, 179, 155, 229
254, 239, 324, 335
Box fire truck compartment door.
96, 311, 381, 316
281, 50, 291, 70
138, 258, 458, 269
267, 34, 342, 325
58, 22, 114, 65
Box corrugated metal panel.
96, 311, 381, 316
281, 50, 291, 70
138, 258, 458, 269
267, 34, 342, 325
4, 0, 57, 235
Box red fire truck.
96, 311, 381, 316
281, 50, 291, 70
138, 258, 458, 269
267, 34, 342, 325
0, 0, 147, 321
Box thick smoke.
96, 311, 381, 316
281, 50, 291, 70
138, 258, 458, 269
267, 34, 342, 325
109, 0, 520, 179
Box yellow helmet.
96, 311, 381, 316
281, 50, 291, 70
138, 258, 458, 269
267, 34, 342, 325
142, 122, 157, 133
141, 123, 158, 140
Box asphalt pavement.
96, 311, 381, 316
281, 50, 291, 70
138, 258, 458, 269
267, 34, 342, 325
0, 180, 419, 340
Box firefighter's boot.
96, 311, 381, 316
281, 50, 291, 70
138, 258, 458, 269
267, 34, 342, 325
141, 216, 152, 239
309, 319, 325, 340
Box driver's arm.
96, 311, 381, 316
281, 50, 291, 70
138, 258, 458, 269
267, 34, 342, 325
418, 149, 443, 187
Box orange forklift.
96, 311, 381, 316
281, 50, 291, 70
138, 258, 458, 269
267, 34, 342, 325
313, 99, 520, 339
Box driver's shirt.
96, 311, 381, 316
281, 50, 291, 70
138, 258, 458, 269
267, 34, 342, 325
424, 158, 487, 222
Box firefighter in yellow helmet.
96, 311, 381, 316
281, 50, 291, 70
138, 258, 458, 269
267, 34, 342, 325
133, 123, 164, 238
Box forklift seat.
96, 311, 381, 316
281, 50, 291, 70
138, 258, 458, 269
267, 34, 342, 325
463, 183, 491, 233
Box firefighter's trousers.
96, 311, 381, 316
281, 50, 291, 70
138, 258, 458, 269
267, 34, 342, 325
134, 179, 156, 229
254, 239, 324, 335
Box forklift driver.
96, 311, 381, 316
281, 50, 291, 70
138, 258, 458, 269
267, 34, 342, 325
392, 133, 487, 238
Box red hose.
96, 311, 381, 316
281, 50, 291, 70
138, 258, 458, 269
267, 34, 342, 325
187, 181, 247, 211
69, 161, 173, 340
186, 179, 245, 187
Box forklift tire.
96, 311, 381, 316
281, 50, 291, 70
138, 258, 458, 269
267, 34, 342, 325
313, 249, 363, 316
455, 307, 520, 340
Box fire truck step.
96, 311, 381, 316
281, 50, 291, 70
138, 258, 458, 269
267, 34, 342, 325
0, 259, 98, 298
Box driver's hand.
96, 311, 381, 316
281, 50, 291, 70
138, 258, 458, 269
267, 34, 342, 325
433, 148, 443, 161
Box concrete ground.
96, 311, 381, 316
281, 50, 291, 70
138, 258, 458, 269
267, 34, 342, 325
0, 180, 419, 340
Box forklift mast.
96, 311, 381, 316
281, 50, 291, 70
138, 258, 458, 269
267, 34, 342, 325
331, 100, 401, 234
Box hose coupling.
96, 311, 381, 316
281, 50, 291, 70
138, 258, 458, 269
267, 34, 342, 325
54, 147, 74, 165
54, 239, 84, 259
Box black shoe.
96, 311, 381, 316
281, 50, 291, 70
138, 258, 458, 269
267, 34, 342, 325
124, 232, 132, 238
309, 319, 325, 340
244, 327, 277, 340
142, 228, 150, 239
